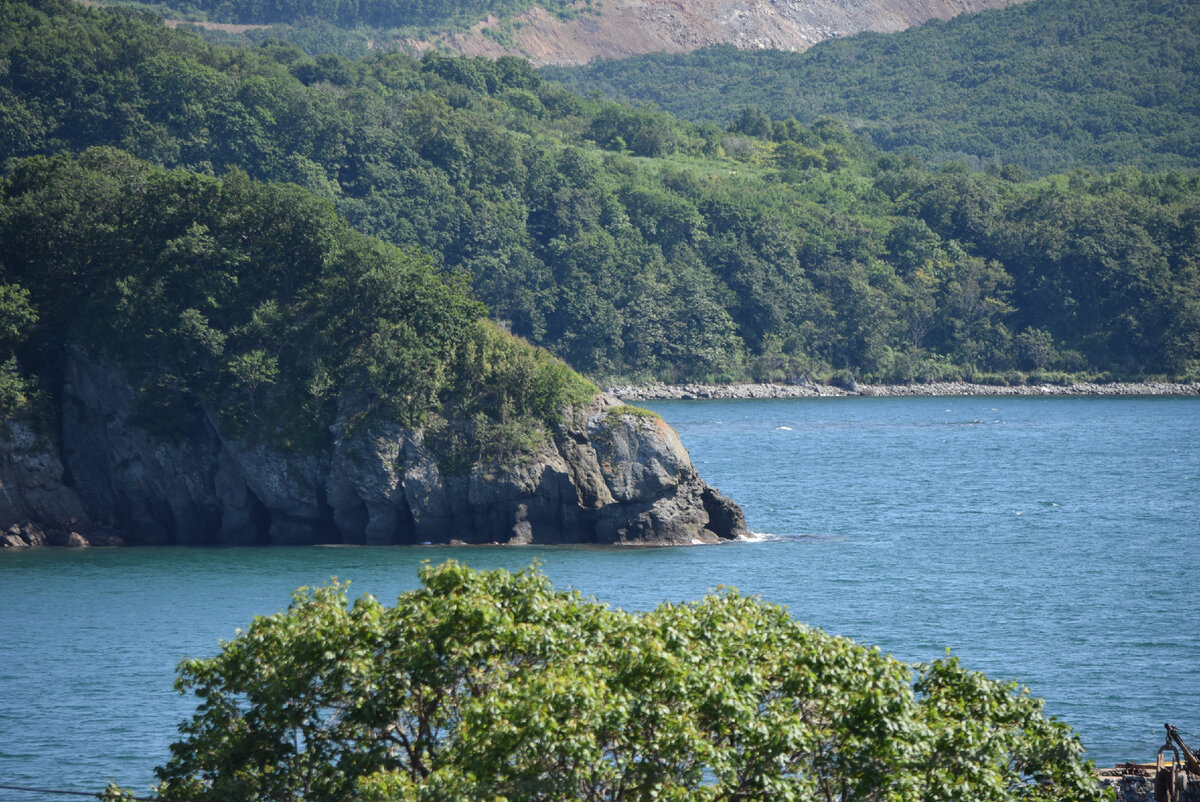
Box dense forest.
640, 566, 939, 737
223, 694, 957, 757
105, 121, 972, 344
545, 0, 1200, 176
0, 145, 595, 462
192, 0, 585, 27
1, 0, 1198, 396
107, 0, 593, 30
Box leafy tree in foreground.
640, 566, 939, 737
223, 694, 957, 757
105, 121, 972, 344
155, 562, 1108, 801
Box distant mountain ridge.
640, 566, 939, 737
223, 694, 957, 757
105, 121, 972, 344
414, 0, 1030, 66
546, 0, 1200, 174
146, 0, 1030, 66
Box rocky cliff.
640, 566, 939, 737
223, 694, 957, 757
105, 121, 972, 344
408, 0, 1030, 66
0, 352, 746, 548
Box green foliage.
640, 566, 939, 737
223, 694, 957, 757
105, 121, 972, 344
0, 282, 37, 415
588, 102, 683, 157
446, 320, 598, 425
425, 320, 599, 471
1, 0, 1197, 385
100, 784, 139, 801
0, 149, 602, 450
0, 283, 36, 349
605, 403, 660, 421
156, 562, 1109, 802
546, 0, 1200, 176
0, 355, 33, 414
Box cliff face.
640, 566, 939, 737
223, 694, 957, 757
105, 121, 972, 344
1, 353, 746, 547
408, 0, 1030, 66
0, 420, 93, 547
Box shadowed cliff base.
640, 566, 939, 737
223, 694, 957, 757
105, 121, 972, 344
1, 356, 747, 549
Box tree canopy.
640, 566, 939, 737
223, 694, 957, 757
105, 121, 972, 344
2, 0, 1197, 387
0, 148, 595, 458
153, 561, 1107, 801
545, 0, 1200, 177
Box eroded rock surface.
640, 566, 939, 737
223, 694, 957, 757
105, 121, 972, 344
1, 353, 746, 547
0, 420, 96, 547
408, 0, 1030, 66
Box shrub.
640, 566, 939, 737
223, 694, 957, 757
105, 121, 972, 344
155, 562, 1107, 802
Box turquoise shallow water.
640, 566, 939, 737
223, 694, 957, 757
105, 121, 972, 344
1, 396, 1198, 799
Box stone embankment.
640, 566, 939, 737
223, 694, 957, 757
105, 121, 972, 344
609, 381, 1200, 401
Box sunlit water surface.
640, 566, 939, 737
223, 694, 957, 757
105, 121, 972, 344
1, 396, 1197, 799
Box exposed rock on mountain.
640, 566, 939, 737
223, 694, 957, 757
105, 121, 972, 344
411, 0, 1029, 66
0, 353, 746, 547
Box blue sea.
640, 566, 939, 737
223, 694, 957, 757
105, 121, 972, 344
1, 395, 1197, 799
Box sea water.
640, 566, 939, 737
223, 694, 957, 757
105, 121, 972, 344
1, 395, 1197, 799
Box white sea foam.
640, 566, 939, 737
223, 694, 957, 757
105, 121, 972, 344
738, 531, 778, 542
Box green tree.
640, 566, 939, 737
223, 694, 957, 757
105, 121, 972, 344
588, 103, 681, 158
0, 283, 37, 414
156, 562, 1109, 802
4, 0, 1198, 384
546, 0, 1200, 176
0, 283, 37, 351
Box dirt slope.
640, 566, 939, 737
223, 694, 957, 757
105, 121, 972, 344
409, 0, 1029, 66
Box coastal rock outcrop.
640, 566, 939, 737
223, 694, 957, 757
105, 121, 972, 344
0, 420, 96, 547
1, 353, 746, 547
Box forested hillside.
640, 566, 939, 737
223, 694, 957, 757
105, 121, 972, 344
188, 0, 589, 27
0, 146, 595, 455
114, 0, 593, 30
546, 0, 1200, 176
2, 0, 1198, 390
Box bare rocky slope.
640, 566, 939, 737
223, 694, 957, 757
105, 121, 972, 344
409, 0, 1029, 66
0, 352, 746, 548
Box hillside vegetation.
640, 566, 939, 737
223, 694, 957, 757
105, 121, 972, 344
2, 0, 1198, 392
110, 0, 595, 32
0, 146, 596, 456
546, 0, 1200, 176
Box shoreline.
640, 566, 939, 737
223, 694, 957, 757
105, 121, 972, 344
608, 380, 1200, 401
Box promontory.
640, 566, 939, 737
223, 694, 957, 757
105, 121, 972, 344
0, 150, 745, 548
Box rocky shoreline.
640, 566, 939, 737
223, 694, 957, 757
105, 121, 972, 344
1, 352, 747, 550
608, 380, 1200, 401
